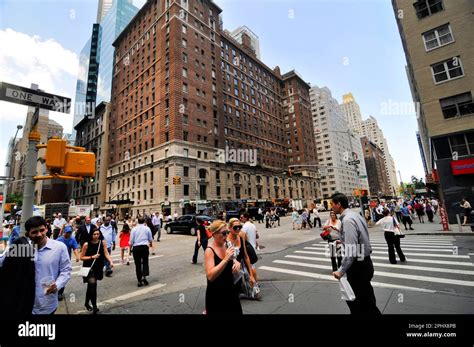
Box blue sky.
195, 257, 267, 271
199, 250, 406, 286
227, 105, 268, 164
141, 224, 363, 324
0, 0, 424, 183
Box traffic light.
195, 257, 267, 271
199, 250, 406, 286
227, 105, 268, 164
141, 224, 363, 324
173, 176, 181, 185
35, 138, 96, 181
44, 138, 66, 171
354, 189, 360, 197
361, 189, 368, 197
64, 151, 96, 177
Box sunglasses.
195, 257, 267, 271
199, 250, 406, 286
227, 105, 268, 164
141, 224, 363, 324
232, 225, 242, 231
218, 231, 229, 236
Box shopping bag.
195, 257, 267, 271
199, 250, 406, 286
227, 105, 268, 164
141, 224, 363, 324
339, 274, 356, 301
77, 266, 91, 277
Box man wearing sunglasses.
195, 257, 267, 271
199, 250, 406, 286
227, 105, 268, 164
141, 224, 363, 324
0, 216, 71, 315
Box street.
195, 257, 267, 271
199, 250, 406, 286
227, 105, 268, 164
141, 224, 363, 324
56, 211, 474, 315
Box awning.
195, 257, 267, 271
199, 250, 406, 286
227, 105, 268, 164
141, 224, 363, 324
105, 199, 134, 205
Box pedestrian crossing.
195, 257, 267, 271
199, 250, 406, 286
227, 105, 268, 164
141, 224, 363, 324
259, 235, 474, 295
71, 251, 163, 276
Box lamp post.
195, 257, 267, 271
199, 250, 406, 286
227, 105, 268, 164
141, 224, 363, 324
0, 125, 23, 224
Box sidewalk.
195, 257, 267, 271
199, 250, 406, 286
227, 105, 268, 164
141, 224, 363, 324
102, 280, 474, 315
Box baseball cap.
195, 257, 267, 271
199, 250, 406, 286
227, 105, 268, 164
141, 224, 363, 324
63, 225, 73, 233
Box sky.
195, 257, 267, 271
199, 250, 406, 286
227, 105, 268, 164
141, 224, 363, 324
0, 0, 425, 183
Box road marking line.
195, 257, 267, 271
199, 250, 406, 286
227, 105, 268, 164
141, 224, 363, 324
258, 266, 435, 293
75, 283, 166, 314
294, 251, 473, 265
280, 255, 474, 276
312, 242, 456, 252
72, 255, 163, 273
304, 246, 464, 257
284, 255, 474, 275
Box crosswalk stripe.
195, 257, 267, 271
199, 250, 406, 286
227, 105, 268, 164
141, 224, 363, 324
368, 240, 455, 245
258, 266, 435, 293
304, 246, 464, 257
369, 238, 455, 242
284, 255, 474, 275
272, 260, 474, 287
72, 253, 162, 270
71, 255, 163, 274
315, 242, 455, 249
294, 251, 473, 265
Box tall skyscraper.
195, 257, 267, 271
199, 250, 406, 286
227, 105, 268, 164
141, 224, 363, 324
392, 0, 473, 221
107, 0, 319, 217
97, 0, 114, 22
342, 93, 399, 196
72, 0, 139, 137
310, 86, 369, 199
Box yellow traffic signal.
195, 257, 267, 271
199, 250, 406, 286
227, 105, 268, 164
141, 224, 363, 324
173, 176, 181, 185
45, 138, 66, 171
354, 189, 360, 197
64, 151, 96, 177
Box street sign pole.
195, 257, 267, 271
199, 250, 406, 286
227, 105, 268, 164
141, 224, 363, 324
347, 131, 363, 211
20, 107, 41, 235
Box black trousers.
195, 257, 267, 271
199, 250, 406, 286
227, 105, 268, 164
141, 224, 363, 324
192, 238, 208, 263
313, 217, 322, 228
328, 242, 342, 271
132, 245, 150, 282
384, 232, 405, 264
346, 256, 381, 315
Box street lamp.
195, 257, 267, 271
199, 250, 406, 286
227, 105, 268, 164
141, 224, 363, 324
0, 125, 23, 223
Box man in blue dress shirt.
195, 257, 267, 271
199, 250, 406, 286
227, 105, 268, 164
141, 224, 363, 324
0, 216, 72, 314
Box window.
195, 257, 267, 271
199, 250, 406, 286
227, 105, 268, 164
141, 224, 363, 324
165, 167, 169, 178
182, 25, 187, 34
183, 131, 188, 141
183, 148, 189, 157
182, 39, 187, 48
422, 24, 453, 51
182, 53, 188, 63
182, 68, 188, 78
184, 185, 189, 196
431, 57, 464, 83
216, 186, 221, 196
184, 166, 189, 177
183, 83, 188, 93
413, 0, 443, 19
440, 92, 474, 119
165, 186, 169, 197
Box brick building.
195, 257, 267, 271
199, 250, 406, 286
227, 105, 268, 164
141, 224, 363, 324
361, 136, 391, 197
107, 0, 318, 217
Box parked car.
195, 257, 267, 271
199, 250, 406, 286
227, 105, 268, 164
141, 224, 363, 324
165, 214, 213, 236
225, 210, 240, 222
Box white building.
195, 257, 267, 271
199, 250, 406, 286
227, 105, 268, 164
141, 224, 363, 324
310, 86, 369, 199
342, 93, 399, 196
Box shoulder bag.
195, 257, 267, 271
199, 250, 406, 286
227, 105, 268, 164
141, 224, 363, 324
77, 242, 101, 277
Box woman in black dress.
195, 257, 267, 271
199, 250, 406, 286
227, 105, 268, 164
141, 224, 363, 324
204, 220, 242, 315
80, 229, 114, 314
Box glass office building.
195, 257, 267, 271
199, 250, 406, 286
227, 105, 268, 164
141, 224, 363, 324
73, 0, 138, 136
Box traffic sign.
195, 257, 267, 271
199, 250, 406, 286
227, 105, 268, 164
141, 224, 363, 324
348, 160, 360, 165
0, 81, 71, 113
359, 175, 367, 178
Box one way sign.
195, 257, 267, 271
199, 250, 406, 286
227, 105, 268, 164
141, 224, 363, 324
0, 81, 71, 113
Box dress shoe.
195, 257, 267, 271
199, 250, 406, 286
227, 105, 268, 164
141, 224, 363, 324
137, 281, 143, 287
142, 278, 149, 286
84, 303, 93, 312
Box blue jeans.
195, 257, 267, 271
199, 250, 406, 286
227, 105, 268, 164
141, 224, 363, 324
105, 247, 112, 273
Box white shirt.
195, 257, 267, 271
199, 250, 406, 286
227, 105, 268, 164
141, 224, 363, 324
376, 216, 398, 232
324, 219, 341, 231
312, 208, 320, 217
431, 199, 438, 206
462, 201, 472, 209
53, 218, 67, 229
242, 221, 257, 249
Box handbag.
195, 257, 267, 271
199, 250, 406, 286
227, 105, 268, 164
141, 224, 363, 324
393, 218, 405, 238
245, 240, 258, 264
320, 229, 331, 241
77, 242, 101, 277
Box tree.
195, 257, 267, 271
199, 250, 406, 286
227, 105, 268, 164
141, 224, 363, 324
410, 176, 426, 189
6, 193, 22, 208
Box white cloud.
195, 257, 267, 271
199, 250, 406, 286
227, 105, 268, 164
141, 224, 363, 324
0, 28, 79, 173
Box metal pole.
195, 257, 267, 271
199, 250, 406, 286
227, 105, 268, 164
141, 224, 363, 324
20, 107, 41, 235
347, 130, 363, 210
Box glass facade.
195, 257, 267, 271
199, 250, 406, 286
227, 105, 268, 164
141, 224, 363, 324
96, 0, 139, 105
73, 0, 138, 137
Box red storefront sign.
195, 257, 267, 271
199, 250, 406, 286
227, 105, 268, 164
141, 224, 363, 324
451, 158, 474, 175
439, 203, 450, 232
0, 193, 3, 204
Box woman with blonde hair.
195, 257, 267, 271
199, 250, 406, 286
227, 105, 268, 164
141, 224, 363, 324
227, 218, 256, 295
204, 220, 242, 315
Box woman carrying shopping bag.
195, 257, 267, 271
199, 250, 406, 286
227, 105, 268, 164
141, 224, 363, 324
376, 209, 406, 264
